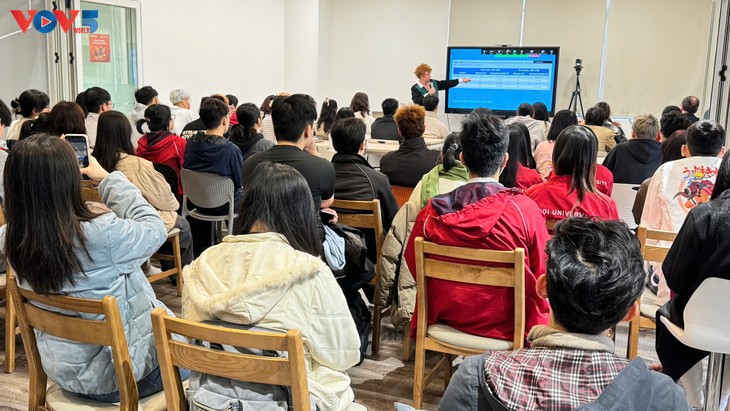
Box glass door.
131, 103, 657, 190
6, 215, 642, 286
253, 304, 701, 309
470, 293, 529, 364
72, 0, 142, 115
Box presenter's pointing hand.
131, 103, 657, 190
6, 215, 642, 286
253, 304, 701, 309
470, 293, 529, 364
461, 78, 472, 83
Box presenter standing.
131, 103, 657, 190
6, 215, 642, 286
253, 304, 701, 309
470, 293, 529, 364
411, 63, 471, 105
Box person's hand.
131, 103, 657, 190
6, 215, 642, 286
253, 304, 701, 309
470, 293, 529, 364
304, 138, 320, 157
80, 155, 110, 182
461, 78, 472, 83
612, 120, 622, 128
321, 208, 338, 224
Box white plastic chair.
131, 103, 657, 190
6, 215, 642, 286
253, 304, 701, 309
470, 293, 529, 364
180, 169, 238, 244
611, 183, 639, 229
660, 277, 730, 411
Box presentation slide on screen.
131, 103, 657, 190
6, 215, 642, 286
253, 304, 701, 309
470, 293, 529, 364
446, 47, 559, 114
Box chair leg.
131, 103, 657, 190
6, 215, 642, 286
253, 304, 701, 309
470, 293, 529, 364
443, 354, 453, 392
412, 336, 426, 409
372, 304, 382, 355
5, 288, 16, 373
704, 353, 725, 411
627, 317, 640, 359
402, 322, 412, 362
172, 235, 183, 297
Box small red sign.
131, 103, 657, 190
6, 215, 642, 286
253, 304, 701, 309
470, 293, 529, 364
89, 33, 110, 63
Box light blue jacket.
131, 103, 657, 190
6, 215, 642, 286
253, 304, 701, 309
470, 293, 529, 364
4, 172, 169, 395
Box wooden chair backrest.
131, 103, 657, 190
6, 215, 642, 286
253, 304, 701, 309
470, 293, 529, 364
8, 277, 138, 410
391, 185, 414, 208
151, 308, 310, 411
331, 199, 384, 276
80, 187, 102, 203
636, 225, 677, 263
414, 237, 526, 349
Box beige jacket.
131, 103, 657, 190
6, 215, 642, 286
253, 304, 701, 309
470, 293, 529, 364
183, 233, 361, 411
423, 111, 449, 140
588, 125, 617, 153
374, 177, 466, 329
115, 154, 178, 231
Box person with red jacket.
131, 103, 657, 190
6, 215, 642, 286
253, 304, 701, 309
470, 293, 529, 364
526, 125, 619, 222
404, 108, 550, 342
499, 124, 543, 190
135, 104, 186, 196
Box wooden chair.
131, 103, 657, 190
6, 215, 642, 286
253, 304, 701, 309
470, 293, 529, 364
331, 199, 389, 355
81, 186, 102, 203
8, 276, 167, 410
391, 186, 414, 208
151, 308, 311, 411
0, 204, 19, 374
627, 225, 677, 359
412, 238, 525, 409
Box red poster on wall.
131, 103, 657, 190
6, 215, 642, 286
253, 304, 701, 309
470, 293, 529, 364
89, 34, 111, 63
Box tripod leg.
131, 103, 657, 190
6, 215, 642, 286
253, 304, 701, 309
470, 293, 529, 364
577, 92, 585, 119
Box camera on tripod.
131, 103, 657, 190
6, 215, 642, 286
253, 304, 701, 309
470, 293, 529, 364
573, 58, 583, 74
568, 58, 584, 118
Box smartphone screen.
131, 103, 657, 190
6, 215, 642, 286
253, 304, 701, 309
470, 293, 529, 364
65, 135, 89, 168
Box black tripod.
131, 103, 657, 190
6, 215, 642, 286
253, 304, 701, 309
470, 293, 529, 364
568, 61, 585, 119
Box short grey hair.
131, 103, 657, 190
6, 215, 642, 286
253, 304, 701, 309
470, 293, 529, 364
632, 114, 660, 140
169, 89, 191, 105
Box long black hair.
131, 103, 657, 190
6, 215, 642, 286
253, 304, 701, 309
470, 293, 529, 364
76, 87, 111, 115
11, 89, 49, 118
233, 162, 322, 257
441, 132, 462, 171
546, 110, 578, 142
136, 104, 171, 135
316, 98, 338, 134
552, 125, 598, 202
4, 135, 100, 294
228, 103, 261, 143
500, 124, 531, 188
515, 123, 536, 168
92, 111, 134, 172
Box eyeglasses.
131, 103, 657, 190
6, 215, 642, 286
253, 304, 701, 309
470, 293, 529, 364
106, 101, 114, 109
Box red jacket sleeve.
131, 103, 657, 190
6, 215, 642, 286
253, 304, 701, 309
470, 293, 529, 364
404, 204, 434, 280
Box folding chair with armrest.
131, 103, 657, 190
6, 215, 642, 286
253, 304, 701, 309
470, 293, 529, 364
180, 169, 238, 244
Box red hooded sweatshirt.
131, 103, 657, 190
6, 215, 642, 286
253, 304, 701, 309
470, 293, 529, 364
525, 175, 619, 222
136, 131, 187, 195
404, 180, 550, 342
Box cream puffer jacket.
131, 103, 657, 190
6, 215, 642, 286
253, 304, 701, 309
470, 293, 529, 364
183, 232, 362, 411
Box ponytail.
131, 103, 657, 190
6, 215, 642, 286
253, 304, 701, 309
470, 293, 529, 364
136, 118, 149, 135
441, 132, 462, 171
10, 99, 21, 115
138, 104, 171, 134
75, 91, 89, 116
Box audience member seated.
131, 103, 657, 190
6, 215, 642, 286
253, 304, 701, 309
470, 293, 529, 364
514, 123, 536, 169
183, 97, 243, 256
376, 133, 468, 330
602, 114, 662, 184
315, 98, 338, 139
228, 103, 274, 161
596, 101, 627, 144
532, 101, 551, 138
656, 150, 730, 410
183, 162, 361, 411
331, 117, 399, 233
505, 102, 545, 151
422, 95, 448, 140
681, 95, 700, 124
169, 88, 196, 135
526, 126, 619, 222
260, 93, 278, 143
244, 94, 333, 240
380, 105, 439, 188
440, 218, 691, 411
371, 98, 400, 141
93, 111, 194, 271
76, 87, 112, 147
182, 94, 230, 140
135, 104, 187, 196
585, 106, 616, 153
660, 110, 692, 141
336, 107, 356, 121
6, 89, 49, 142
641, 120, 725, 307
18, 113, 51, 141
128, 86, 159, 147
632, 130, 687, 224
404, 108, 549, 341
48, 101, 87, 137
499, 124, 542, 190
2, 135, 183, 402
534, 109, 577, 179
350, 92, 375, 136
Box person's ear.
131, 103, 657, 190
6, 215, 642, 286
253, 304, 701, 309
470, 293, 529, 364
621, 301, 639, 322
169, 119, 175, 132
719, 147, 726, 158
502, 152, 509, 168
359, 140, 367, 154
681, 144, 689, 158
632, 131, 637, 139
153, 96, 160, 105
222, 116, 229, 128
459, 151, 464, 164
535, 274, 548, 299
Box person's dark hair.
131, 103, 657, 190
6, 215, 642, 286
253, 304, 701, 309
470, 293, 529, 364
460, 108, 508, 177
712, 150, 730, 200
49, 101, 86, 136
552, 125, 598, 202
77, 87, 111, 114
423, 95, 439, 112
681, 96, 700, 114
381, 98, 399, 116
441, 132, 462, 171
199, 97, 230, 130
261, 95, 276, 116
229, 103, 261, 143
226, 94, 238, 108
136, 104, 171, 134
595, 102, 612, 119
11, 89, 49, 118
331, 118, 366, 154
316, 98, 338, 134
270, 94, 317, 143
394, 105, 426, 139
4, 134, 101, 295
532, 102, 549, 121
662, 105, 682, 116
515, 122, 536, 168
584, 107, 607, 126
661, 130, 687, 163
134, 86, 158, 105
660, 111, 691, 139
546, 110, 578, 142
546, 218, 644, 334
516, 102, 533, 117
350, 92, 370, 116
233, 162, 322, 257
686, 120, 725, 156
335, 107, 355, 122
499, 124, 532, 188
0, 99, 12, 127
19, 113, 51, 140
92, 111, 133, 172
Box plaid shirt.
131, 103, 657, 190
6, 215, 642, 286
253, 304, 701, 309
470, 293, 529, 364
483, 348, 629, 410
